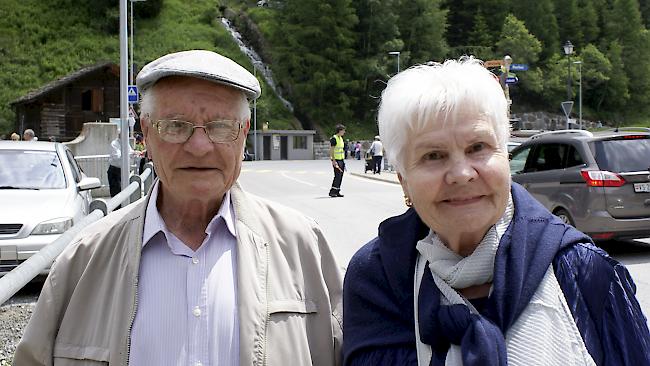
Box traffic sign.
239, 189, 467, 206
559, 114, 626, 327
505, 76, 518, 84
510, 64, 529, 71
127, 85, 138, 104
561, 101, 574, 118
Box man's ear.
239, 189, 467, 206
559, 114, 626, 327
242, 119, 251, 136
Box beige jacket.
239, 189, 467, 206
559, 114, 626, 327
14, 183, 343, 366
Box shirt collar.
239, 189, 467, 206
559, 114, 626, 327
142, 181, 237, 248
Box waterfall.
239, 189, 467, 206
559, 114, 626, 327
220, 18, 294, 112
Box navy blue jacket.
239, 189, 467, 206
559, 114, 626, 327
343, 183, 650, 365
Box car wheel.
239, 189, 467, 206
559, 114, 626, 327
554, 208, 575, 227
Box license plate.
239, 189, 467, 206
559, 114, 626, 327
634, 182, 650, 193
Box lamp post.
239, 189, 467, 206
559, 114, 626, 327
253, 62, 261, 161
563, 40, 574, 129
573, 61, 582, 130
130, 0, 146, 85
563, 40, 574, 101
388, 51, 400, 74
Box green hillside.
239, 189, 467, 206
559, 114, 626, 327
0, 0, 296, 137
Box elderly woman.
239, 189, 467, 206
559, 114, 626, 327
342, 58, 650, 366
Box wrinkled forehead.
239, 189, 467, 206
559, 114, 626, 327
408, 94, 498, 136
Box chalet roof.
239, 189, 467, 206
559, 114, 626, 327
11, 61, 118, 106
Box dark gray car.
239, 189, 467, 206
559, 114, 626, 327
509, 129, 650, 241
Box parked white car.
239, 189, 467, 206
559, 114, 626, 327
0, 141, 101, 276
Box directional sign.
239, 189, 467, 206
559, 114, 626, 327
127, 85, 138, 104
561, 101, 574, 118
505, 76, 518, 84
510, 63, 529, 71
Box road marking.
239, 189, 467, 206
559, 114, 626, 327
280, 171, 319, 187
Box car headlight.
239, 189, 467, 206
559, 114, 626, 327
32, 218, 73, 235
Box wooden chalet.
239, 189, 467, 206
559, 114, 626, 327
10, 62, 120, 142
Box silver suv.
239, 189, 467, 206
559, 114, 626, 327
509, 129, 650, 241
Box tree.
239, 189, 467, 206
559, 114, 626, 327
396, 0, 448, 65
270, 0, 359, 130
496, 14, 543, 96
579, 43, 613, 113
510, 0, 559, 60
554, 0, 582, 48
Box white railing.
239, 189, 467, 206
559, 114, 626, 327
0, 163, 155, 305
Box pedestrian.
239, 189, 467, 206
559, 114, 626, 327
329, 124, 346, 197
15, 49, 343, 366
107, 127, 137, 201
368, 135, 383, 174
344, 139, 351, 159
342, 58, 650, 365
23, 129, 36, 141
134, 133, 147, 174
10, 133, 20, 141
355, 141, 361, 160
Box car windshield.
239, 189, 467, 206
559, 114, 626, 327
593, 137, 650, 172
0, 150, 66, 189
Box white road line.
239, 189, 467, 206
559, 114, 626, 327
280, 171, 319, 187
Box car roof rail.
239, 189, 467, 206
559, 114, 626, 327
610, 127, 650, 132
530, 129, 594, 140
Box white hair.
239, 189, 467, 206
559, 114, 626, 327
139, 80, 251, 122
377, 57, 510, 173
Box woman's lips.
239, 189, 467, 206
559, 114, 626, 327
442, 195, 484, 206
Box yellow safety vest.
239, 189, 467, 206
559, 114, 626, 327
332, 135, 344, 160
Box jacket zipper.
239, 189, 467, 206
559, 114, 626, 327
262, 241, 270, 366
124, 233, 141, 366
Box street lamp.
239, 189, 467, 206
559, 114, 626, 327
252, 61, 262, 161
130, 0, 146, 85
563, 40, 574, 101
573, 61, 582, 129
388, 51, 400, 74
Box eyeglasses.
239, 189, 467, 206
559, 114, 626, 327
152, 119, 243, 144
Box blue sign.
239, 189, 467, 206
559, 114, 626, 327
506, 76, 518, 84
127, 85, 138, 104
510, 64, 529, 71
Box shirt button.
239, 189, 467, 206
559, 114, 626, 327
192, 257, 199, 264
195, 362, 203, 366
193, 306, 201, 317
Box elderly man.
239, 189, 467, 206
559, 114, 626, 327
23, 128, 36, 141
15, 50, 343, 366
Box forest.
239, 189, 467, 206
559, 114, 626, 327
2, 0, 650, 138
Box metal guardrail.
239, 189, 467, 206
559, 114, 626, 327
0, 163, 155, 305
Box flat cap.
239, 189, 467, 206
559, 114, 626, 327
136, 50, 261, 100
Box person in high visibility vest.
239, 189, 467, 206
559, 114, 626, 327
329, 124, 346, 197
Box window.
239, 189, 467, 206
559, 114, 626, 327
81, 88, 104, 112
293, 135, 307, 149
509, 146, 531, 175
565, 146, 585, 168
527, 144, 567, 172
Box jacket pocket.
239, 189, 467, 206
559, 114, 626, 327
53, 343, 109, 365
266, 299, 318, 365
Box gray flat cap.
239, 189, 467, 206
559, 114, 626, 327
136, 50, 261, 100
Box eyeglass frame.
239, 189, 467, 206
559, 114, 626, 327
147, 115, 244, 144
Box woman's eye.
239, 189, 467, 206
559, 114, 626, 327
424, 151, 444, 160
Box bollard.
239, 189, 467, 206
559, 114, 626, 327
89, 199, 108, 216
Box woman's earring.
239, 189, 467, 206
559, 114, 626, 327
404, 195, 413, 207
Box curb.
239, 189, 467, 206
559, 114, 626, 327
350, 172, 400, 184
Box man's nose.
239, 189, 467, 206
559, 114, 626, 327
184, 126, 213, 155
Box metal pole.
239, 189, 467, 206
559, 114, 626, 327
130, 0, 133, 85
253, 65, 258, 161
120, 0, 130, 191
578, 62, 582, 129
